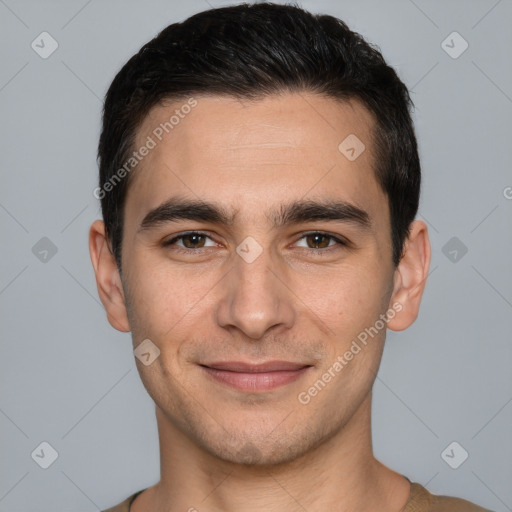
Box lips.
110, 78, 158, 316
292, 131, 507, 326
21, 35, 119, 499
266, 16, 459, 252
200, 360, 312, 392
204, 361, 309, 372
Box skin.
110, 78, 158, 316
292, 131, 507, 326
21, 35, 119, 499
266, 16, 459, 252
89, 92, 430, 512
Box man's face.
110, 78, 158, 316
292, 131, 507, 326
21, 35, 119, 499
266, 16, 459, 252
119, 93, 398, 464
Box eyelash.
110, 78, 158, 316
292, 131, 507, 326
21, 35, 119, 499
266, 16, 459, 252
163, 230, 348, 255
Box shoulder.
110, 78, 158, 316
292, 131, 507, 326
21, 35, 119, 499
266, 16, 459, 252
101, 489, 145, 512
101, 483, 494, 512
405, 482, 494, 512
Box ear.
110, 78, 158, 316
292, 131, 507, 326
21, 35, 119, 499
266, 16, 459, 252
387, 220, 431, 332
89, 220, 130, 332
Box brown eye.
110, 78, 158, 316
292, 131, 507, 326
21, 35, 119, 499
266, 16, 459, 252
164, 231, 216, 250
294, 232, 348, 254
305, 233, 332, 249
181, 233, 207, 249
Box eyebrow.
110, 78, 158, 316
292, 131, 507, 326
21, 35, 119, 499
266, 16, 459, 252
138, 196, 372, 232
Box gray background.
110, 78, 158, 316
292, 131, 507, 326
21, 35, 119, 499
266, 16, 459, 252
1, 0, 511, 510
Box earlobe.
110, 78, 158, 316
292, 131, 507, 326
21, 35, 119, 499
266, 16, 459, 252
88, 220, 131, 333
387, 220, 431, 332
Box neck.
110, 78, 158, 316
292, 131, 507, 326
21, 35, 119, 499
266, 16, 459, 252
134, 392, 410, 512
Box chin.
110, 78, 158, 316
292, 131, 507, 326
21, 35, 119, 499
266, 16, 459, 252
209, 440, 305, 467
194, 422, 333, 469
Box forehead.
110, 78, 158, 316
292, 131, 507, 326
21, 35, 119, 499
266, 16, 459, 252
125, 92, 386, 231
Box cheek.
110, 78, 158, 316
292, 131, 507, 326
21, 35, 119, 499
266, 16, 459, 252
300, 264, 388, 330
124, 266, 181, 341
125, 259, 219, 345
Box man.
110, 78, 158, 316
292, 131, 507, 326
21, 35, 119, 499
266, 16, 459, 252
89, 3, 493, 511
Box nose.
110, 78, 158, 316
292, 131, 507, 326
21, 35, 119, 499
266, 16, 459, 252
215, 241, 296, 340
